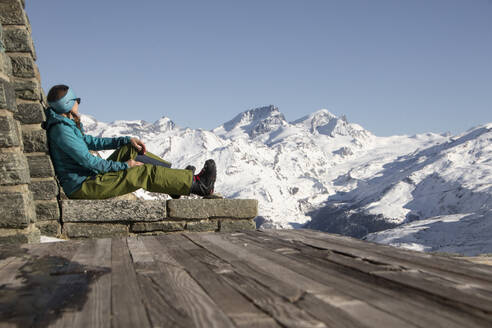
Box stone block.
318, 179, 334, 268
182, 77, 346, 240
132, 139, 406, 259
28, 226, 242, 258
14, 78, 40, 100
219, 219, 257, 232
27, 154, 54, 178
10, 54, 36, 78
0, 151, 30, 185
0, 0, 27, 26
22, 128, 47, 152
35, 200, 59, 221
29, 178, 58, 200
0, 224, 40, 244
186, 219, 218, 232
61, 199, 167, 222
167, 199, 258, 219
63, 223, 128, 239
131, 221, 185, 233
0, 114, 20, 147
36, 220, 61, 237
14, 101, 45, 124
0, 77, 17, 112
3, 27, 36, 57
0, 189, 35, 228
0, 52, 13, 76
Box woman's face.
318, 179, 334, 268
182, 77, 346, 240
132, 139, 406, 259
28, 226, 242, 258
70, 100, 79, 116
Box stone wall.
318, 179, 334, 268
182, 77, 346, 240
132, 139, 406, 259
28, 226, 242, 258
0, 0, 60, 243
60, 199, 258, 239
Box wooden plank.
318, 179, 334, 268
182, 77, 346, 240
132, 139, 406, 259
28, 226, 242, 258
126, 236, 194, 327
0, 241, 85, 327
186, 232, 415, 328
258, 229, 492, 318
227, 231, 492, 328
242, 230, 492, 327
128, 236, 235, 328
216, 266, 329, 328
48, 238, 112, 328
26, 239, 105, 327
284, 228, 492, 282
179, 233, 368, 328
111, 238, 152, 328
184, 233, 306, 303
151, 234, 281, 328
0, 256, 27, 288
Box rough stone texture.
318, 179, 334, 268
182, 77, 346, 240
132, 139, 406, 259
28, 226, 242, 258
219, 219, 257, 232
0, 114, 20, 147
29, 178, 58, 200
168, 199, 258, 219
0, 151, 29, 185
0, 52, 13, 76
13, 78, 40, 100
0, 77, 17, 112
63, 223, 128, 239
14, 101, 45, 124
3, 27, 36, 57
27, 154, 54, 178
10, 54, 35, 78
0, 0, 27, 26
22, 128, 47, 152
61, 200, 167, 222
131, 221, 185, 233
186, 219, 218, 232
35, 200, 59, 221
0, 190, 34, 228
36, 220, 61, 237
0, 224, 40, 244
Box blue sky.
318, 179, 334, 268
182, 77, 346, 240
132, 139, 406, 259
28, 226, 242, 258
27, 0, 491, 136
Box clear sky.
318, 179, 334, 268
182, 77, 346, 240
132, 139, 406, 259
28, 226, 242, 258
27, 0, 491, 136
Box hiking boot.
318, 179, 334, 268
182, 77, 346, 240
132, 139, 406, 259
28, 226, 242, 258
190, 159, 216, 196
170, 165, 197, 199
185, 165, 196, 174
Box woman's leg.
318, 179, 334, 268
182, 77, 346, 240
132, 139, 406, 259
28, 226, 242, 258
106, 144, 172, 167
68, 164, 192, 199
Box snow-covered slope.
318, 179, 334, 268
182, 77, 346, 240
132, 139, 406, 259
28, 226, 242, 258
81, 107, 492, 255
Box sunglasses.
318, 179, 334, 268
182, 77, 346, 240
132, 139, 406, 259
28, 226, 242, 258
73, 98, 81, 104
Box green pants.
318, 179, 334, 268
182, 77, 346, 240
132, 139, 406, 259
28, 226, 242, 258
69, 144, 193, 199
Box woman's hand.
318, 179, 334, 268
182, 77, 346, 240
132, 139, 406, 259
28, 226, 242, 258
130, 137, 147, 154
126, 159, 144, 167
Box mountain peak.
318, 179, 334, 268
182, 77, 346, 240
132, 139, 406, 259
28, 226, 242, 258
152, 116, 176, 131
218, 105, 287, 138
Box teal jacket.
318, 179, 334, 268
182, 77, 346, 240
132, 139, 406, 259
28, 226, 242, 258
42, 108, 131, 195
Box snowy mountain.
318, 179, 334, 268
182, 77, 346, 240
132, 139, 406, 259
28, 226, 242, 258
81, 106, 492, 256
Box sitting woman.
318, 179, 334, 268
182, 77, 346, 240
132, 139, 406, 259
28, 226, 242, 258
42, 84, 216, 199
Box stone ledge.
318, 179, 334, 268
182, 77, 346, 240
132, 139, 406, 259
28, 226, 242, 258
131, 221, 185, 233
219, 218, 257, 232
63, 223, 128, 239
167, 199, 258, 219
186, 219, 218, 232
0, 0, 28, 26
0, 189, 34, 228
35, 200, 59, 221
0, 224, 40, 244
58, 198, 258, 239
0, 114, 21, 147
0, 78, 17, 112
61, 199, 167, 222
36, 220, 61, 237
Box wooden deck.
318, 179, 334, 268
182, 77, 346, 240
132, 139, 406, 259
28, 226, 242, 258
1, 229, 492, 327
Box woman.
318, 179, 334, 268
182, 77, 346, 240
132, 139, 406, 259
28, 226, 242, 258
42, 84, 216, 199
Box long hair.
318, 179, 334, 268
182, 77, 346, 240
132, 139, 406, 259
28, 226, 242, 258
47, 84, 84, 134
